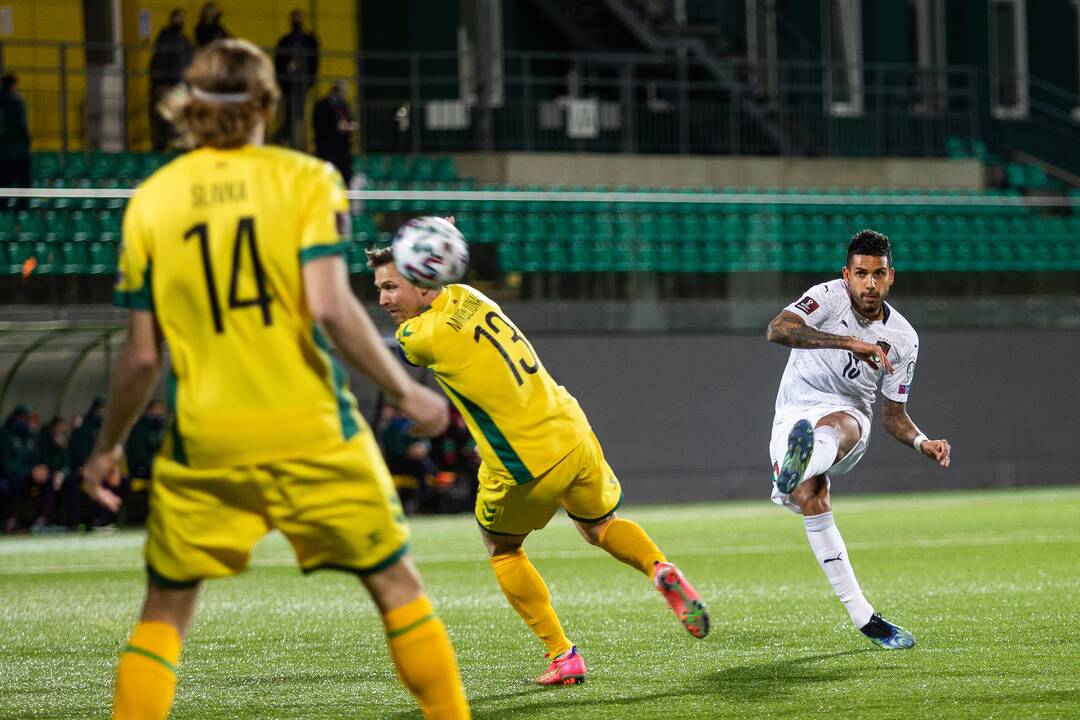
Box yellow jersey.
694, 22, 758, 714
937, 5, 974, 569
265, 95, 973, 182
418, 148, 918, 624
396, 284, 590, 483
114, 145, 363, 469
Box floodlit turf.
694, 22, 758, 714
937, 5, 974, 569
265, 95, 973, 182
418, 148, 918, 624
2, 487, 1079, 719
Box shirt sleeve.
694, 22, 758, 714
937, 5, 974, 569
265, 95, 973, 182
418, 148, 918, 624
783, 282, 840, 330
396, 315, 435, 368
881, 338, 919, 403
113, 192, 154, 310
298, 161, 351, 265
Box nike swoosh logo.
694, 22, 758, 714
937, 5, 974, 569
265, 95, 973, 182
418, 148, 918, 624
823, 553, 843, 564
401, 326, 413, 337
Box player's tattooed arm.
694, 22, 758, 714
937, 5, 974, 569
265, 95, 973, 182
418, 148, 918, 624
766, 311, 852, 350
883, 399, 951, 467
882, 399, 921, 446
767, 311, 894, 372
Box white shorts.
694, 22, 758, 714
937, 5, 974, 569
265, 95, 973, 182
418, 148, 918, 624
768, 404, 871, 514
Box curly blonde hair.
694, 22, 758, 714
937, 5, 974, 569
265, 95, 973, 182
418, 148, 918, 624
159, 38, 280, 149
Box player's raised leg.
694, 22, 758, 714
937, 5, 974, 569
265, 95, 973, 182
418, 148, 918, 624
791, 413, 915, 650
576, 514, 709, 639
113, 582, 199, 720
363, 557, 470, 718
480, 529, 583, 685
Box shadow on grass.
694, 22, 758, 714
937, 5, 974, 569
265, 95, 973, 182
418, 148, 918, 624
386, 649, 880, 720
700, 648, 873, 702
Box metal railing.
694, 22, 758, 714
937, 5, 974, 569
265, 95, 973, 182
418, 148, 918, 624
0, 40, 994, 158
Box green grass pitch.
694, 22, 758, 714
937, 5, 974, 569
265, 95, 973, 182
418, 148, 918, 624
2, 486, 1079, 719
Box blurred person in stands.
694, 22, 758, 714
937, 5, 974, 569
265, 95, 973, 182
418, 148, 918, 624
81, 39, 468, 719
313, 79, 357, 185
1, 405, 46, 533
431, 407, 480, 508
148, 8, 193, 150
70, 398, 105, 481
34, 417, 71, 530
125, 399, 167, 482
0, 73, 31, 212
273, 8, 319, 148
380, 404, 437, 514
194, 2, 228, 48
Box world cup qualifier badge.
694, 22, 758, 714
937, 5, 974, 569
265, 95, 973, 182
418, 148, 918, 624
794, 296, 820, 315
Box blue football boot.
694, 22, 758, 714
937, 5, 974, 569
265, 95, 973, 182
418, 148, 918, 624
775, 419, 814, 494
860, 613, 917, 650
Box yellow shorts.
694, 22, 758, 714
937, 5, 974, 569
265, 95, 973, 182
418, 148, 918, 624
475, 432, 623, 536
145, 431, 409, 587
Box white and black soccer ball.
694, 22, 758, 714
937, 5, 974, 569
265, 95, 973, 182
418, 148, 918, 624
391, 216, 469, 288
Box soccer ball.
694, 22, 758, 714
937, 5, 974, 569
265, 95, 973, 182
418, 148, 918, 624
391, 216, 469, 288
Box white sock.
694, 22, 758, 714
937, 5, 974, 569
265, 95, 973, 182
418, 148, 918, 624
804, 511, 874, 628
802, 426, 840, 483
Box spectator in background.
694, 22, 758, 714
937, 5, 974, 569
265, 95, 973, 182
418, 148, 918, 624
273, 9, 320, 148
1, 405, 46, 533
194, 2, 229, 48
431, 407, 480, 508
70, 397, 104, 488
148, 8, 193, 151
35, 417, 70, 530
380, 404, 438, 514
313, 79, 357, 185
125, 400, 166, 481
0, 73, 31, 212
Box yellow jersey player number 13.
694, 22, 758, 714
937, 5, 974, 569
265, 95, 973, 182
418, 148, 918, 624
370, 245, 710, 687
81, 39, 469, 720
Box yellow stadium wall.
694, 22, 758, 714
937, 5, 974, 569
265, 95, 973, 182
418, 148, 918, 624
1, 0, 87, 151
122, 0, 359, 150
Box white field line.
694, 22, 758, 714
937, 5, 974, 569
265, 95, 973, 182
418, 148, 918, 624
2, 533, 1078, 577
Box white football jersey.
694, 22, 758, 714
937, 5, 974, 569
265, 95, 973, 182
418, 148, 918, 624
774, 278, 919, 417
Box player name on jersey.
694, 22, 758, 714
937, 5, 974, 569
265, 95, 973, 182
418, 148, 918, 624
192, 180, 248, 209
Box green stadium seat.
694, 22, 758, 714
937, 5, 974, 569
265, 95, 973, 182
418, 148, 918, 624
496, 240, 521, 273
33, 152, 62, 181
61, 153, 89, 179
411, 157, 435, 182
88, 152, 115, 179
44, 210, 73, 241
88, 240, 118, 274
6, 240, 32, 274
31, 240, 62, 274
0, 213, 14, 241
15, 210, 44, 241
433, 157, 458, 182
389, 156, 411, 182
60, 240, 90, 273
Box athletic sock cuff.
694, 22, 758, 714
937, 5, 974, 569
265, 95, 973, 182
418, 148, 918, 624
803, 511, 835, 533
383, 595, 436, 638
126, 621, 182, 670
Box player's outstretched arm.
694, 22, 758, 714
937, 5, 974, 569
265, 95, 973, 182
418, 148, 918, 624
84, 310, 164, 511
882, 399, 950, 468
303, 254, 449, 436
767, 311, 893, 372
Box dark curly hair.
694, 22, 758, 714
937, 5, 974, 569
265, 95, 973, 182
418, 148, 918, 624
847, 229, 892, 266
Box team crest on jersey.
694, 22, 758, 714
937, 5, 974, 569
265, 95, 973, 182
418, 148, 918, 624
794, 296, 820, 315
875, 340, 891, 355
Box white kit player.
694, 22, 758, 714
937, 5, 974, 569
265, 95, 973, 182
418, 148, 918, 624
766, 229, 951, 649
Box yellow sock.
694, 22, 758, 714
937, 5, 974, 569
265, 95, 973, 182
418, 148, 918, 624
113, 621, 182, 720
598, 518, 667, 576
490, 549, 574, 657
383, 595, 470, 720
